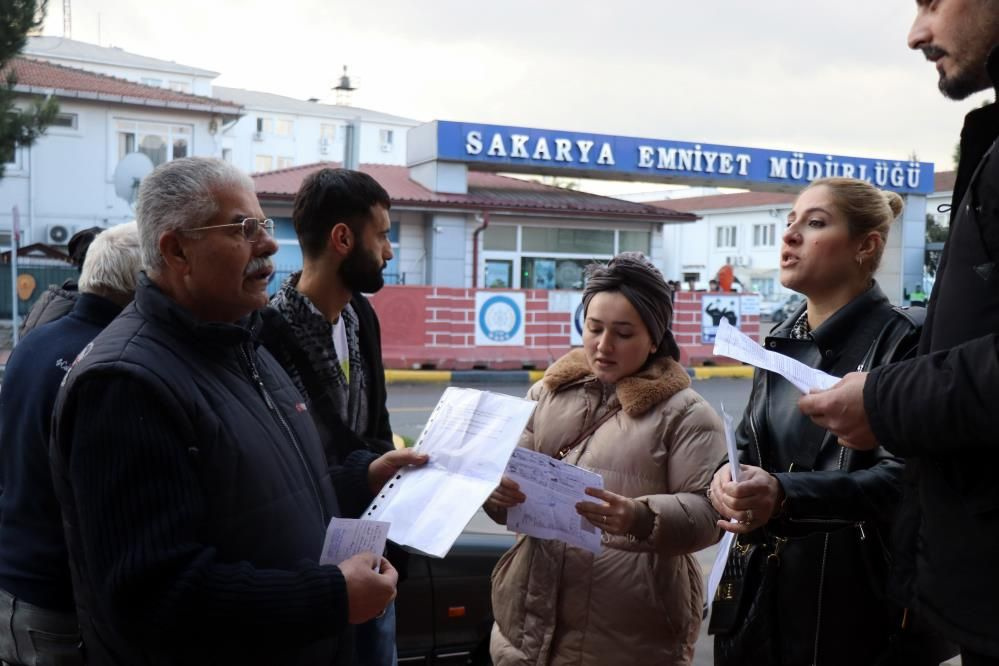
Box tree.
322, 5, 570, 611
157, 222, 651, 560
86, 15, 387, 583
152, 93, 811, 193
925, 213, 949, 277
0, 0, 58, 179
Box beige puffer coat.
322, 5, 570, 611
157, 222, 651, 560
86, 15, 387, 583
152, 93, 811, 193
490, 349, 725, 666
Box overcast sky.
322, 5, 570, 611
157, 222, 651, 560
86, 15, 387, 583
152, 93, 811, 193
42, 1, 991, 193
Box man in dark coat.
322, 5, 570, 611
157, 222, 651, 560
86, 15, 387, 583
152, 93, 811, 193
800, 3, 999, 663
0, 222, 140, 666
264, 168, 400, 666
48, 157, 425, 665
19, 226, 103, 336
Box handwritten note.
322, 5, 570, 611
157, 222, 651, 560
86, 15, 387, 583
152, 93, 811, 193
320, 518, 390, 566
712, 319, 839, 393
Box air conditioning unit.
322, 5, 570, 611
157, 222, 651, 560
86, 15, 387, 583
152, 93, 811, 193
45, 224, 77, 245
252, 131, 264, 142
318, 138, 329, 155
380, 143, 392, 152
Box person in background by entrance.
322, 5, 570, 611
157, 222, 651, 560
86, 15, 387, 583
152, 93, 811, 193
0, 221, 141, 666
909, 283, 927, 307
485, 252, 725, 666
263, 167, 401, 666
798, 3, 999, 663
709, 179, 954, 665
19, 226, 103, 336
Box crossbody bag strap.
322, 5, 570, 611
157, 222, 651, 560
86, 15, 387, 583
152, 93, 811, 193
555, 406, 622, 460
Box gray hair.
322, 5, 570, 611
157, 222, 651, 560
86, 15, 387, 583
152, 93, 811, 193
136, 157, 255, 272
78, 221, 142, 296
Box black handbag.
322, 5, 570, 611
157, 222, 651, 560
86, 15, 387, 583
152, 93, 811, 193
708, 534, 783, 666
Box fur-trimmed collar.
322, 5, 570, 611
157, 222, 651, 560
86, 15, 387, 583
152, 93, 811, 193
542, 348, 691, 417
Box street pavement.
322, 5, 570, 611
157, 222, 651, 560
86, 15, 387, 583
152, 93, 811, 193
386, 377, 751, 666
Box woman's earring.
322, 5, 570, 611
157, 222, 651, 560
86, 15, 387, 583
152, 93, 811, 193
856, 256, 863, 266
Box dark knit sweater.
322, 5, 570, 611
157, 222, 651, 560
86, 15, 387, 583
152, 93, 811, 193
49, 275, 370, 665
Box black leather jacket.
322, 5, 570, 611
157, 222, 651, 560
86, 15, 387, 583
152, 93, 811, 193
725, 283, 922, 665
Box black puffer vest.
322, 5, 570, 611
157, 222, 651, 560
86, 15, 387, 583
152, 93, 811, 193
50, 276, 343, 665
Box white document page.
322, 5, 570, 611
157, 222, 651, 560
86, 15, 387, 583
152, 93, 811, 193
504, 447, 604, 554
712, 319, 840, 393
363, 387, 536, 558
706, 405, 743, 611
319, 517, 390, 566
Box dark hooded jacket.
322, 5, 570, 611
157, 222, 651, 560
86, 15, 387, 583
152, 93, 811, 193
864, 49, 999, 658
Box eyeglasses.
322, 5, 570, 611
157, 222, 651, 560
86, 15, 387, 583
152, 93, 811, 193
181, 217, 275, 242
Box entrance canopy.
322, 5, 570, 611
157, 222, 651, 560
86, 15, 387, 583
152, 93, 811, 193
407, 120, 934, 195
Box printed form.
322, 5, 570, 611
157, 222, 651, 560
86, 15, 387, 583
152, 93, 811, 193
364, 387, 536, 558
505, 447, 604, 554
712, 319, 840, 393
706, 406, 741, 612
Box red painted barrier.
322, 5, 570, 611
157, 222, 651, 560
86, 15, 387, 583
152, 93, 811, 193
368, 286, 759, 370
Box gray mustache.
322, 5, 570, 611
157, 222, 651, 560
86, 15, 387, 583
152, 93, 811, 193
244, 257, 275, 276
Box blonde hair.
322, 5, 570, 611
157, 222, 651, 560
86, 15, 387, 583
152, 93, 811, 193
804, 177, 903, 273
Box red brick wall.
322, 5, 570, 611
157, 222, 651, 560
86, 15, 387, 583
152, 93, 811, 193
368, 286, 759, 370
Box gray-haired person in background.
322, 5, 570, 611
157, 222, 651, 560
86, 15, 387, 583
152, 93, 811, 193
0, 221, 141, 666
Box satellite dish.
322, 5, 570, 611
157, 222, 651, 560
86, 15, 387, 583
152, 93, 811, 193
113, 152, 155, 206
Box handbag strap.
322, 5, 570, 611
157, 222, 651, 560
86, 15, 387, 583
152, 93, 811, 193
555, 405, 622, 460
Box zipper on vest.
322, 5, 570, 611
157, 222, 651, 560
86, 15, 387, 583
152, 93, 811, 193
241, 345, 326, 524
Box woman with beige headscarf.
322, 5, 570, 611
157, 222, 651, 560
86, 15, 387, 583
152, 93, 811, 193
484, 252, 726, 666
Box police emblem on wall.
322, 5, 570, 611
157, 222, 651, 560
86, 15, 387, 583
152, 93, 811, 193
475, 292, 525, 346
569, 292, 585, 346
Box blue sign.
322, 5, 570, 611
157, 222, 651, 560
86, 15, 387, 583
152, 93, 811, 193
428, 121, 934, 195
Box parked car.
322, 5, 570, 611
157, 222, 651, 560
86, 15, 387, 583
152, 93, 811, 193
767, 293, 804, 323
396, 509, 515, 665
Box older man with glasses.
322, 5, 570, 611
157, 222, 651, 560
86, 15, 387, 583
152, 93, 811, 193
49, 157, 426, 666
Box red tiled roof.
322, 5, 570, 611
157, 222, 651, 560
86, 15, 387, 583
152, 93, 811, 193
934, 170, 956, 193
648, 191, 797, 213
253, 162, 698, 221
3, 57, 241, 115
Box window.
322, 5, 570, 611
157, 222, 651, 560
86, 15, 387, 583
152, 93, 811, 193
255, 117, 273, 134
275, 119, 294, 137
222, 148, 233, 163
618, 230, 651, 254
254, 155, 274, 172
522, 258, 591, 290
485, 260, 513, 288
379, 129, 394, 147
522, 227, 614, 254
141, 77, 163, 88
715, 225, 737, 249
276, 156, 294, 169
50, 113, 78, 129
483, 225, 517, 251
753, 223, 776, 247
116, 120, 192, 167
320, 124, 338, 141
168, 80, 191, 93
751, 277, 776, 297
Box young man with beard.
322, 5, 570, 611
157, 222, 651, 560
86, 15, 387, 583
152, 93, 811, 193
799, 1, 999, 663
265, 167, 400, 666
